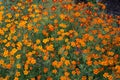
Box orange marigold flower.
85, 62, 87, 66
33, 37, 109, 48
43, 67, 48, 73
48, 24, 54, 31
14, 77, 19, 80
71, 42, 76, 47
82, 76, 87, 80
103, 72, 109, 78
59, 14, 66, 20
15, 71, 20, 77
74, 12, 80, 17
95, 45, 101, 51
37, 75, 41, 80
60, 57, 65, 62
72, 71, 76, 75
102, 40, 107, 45
43, 11, 48, 16
71, 61, 76, 65
93, 68, 99, 74
60, 76, 65, 80
52, 0, 57, 2
31, 78, 35, 80
52, 69, 57, 74
107, 51, 114, 56
47, 76, 53, 80
88, 36, 94, 41
64, 60, 70, 66
64, 72, 70, 77
6, 64, 12, 69
43, 56, 48, 61
86, 60, 92, 66
51, 6, 56, 11
46, 44, 54, 51
30, 58, 36, 64
0, 28, 4, 35
67, 4, 73, 11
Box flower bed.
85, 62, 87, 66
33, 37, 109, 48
0, 0, 120, 80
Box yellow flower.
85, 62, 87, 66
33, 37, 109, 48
0, 28, 4, 35
2, 39, 7, 43
24, 70, 29, 75
17, 2, 22, 6
71, 42, 76, 47
22, 16, 28, 21
58, 36, 63, 41
0, 59, 4, 65
43, 38, 49, 44
3, 49, 9, 57
50, 37, 54, 41
27, 24, 33, 31
31, 58, 36, 64
103, 72, 109, 78
0, 6, 4, 11
66, 45, 70, 50
21, 5, 25, 9
36, 39, 41, 44
0, 11, 4, 22
54, 19, 58, 23
15, 14, 19, 18
64, 51, 68, 56
6, 13, 12, 18
10, 48, 17, 55
59, 14, 66, 20
16, 54, 21, 59
65, 38, 69, 42
30, 13, 35, 17
46, 44, 54, 51
18, 20, 27, 27
15, 71, 20, 77
34, 28, 39, 33
12, 36, 17, 41
33, 18, 38, 22
72, 71, 76, 75
0, 2, 2, 5
16, 42, 22, 47
59, 23, 67, 28
5, 42, 11, 47
16, 64, 21, 69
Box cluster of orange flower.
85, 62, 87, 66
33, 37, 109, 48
0, 0, 120, 80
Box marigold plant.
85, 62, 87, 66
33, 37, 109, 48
0, 0, 120, 80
